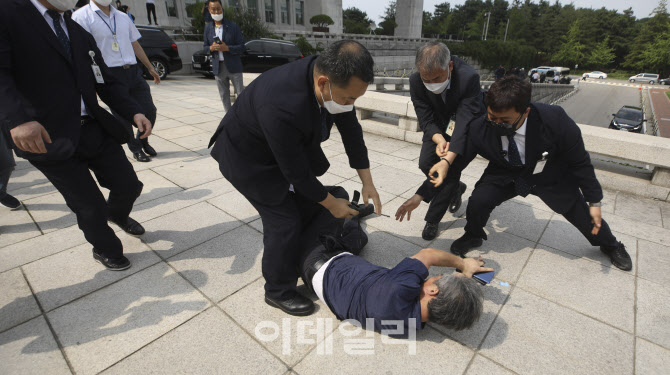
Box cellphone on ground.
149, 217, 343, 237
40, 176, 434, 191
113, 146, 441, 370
473, 271, 495, 285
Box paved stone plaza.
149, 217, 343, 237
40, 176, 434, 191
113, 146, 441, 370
1, 76, 670, 374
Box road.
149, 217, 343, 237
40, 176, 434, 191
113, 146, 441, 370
560, 81, 642, 128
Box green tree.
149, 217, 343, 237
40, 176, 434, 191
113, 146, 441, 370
624, 0, 670, 71
551, 21, 586, 67
343, 7, 372, 34
310, 14, 335, 28
223, 6, 273, 40
640, 24, 670, 75
377, 1, 397, 35
588, 37, 616, 68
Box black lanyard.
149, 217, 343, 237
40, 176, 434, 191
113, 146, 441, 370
93, 6, 116, 36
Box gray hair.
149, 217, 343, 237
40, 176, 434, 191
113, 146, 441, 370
415, 41, 451, 71
427, 274, 483, 331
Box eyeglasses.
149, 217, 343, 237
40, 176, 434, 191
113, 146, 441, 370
485, 110, 525, 132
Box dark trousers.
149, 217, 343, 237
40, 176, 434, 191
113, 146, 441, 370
464, 180, 619, 247
30, 122, 143, 258
418, 138, 462, 223
245, 186, 350, 300
146, 3, 157, 24
109, 65, 157, 154
298, 210, 368, 291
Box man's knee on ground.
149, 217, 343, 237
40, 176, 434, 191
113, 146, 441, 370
428, 275, 483, 331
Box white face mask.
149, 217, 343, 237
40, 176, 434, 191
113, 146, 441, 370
321, 80, 354, 114
423, 69, 451, 94
95, 0, 113, 7
47, 0, 77, 11
211, 13, 223, 21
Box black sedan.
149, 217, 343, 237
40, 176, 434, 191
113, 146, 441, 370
660, 78, 670, 85
136, 26, 182, 79
609, 106, 646, 133
192, 38, 303, 77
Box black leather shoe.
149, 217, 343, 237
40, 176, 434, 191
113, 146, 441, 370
265, 294, 315, 316
449, 182, 467, 213
601, 242, 633, 271
0, 194, 21, 209
109, 217, 145, 236
422, 221, 439, 241
143, 143, 157, 157
133, 151, 151, 162
451, 232, 483, 257
93, 249, 131, 271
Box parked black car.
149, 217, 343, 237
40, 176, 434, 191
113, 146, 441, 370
136, 26, 182, 79
609, 106, 646, 133
660, 77, 670, 85
192, 38, 303, 77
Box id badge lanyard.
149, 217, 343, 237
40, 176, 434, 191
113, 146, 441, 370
94, 7, 119, 51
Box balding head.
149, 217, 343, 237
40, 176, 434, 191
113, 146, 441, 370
315, 40, 375, 86
415, 41, 451, 72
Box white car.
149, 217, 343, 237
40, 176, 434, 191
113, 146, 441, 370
585, 71, 607, 79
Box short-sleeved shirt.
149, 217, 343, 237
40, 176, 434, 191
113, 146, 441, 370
72, 2, 141, 67
322, 256, 429, 337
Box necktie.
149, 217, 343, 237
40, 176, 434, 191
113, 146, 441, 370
507, 133, 532, 197
47, 10, 72, 61
320, 109, 330, 142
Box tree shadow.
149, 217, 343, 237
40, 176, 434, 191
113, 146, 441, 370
0, 268, 209, 355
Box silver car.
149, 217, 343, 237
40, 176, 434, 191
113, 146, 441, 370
629, 73, 660, 84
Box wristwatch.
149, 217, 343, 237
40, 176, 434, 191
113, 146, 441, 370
588, 202, 602, 207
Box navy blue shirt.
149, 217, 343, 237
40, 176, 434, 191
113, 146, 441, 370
322, 256, 429, 337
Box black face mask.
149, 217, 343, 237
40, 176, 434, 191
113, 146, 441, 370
485, 110, 525, 137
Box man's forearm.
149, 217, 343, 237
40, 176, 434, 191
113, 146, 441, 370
428, 248, 464, 268
132, 42, 154, 72
432, 133, 446, 145
357, 168, 374, 186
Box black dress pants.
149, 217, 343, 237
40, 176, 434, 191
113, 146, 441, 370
146, 3, 157, 24
109, 65, 157, 154
417, 137, 462, 223
245, 186, 350, 300
30, 122, 143, 258
464, 180, 619, 247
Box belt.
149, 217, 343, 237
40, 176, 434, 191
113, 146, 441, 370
111, 64, 136, 70
80, 116, 95, 126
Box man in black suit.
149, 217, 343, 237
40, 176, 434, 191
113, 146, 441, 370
395, 42, 484, 241
429, 76, 632, 271
209, 40, 383, 316
0, 0, 153, 270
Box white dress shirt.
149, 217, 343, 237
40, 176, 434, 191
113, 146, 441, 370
30, 0, 87, 116
72, 2, 141, 67
214, 24, 225, 61
501, 117, 528, 164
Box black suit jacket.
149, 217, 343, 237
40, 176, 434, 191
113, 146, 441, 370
461, 103, 603, 214
0, 0, 142, 161
409, 56, 484, 154
209, 55, 370, 206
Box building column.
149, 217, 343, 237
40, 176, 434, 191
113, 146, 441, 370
395, 0, 424, 38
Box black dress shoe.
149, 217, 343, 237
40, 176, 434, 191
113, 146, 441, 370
449, 182, 467, 213
264, 293, 315, 316
422, 221, 439, 241
0, 194, 21, 209
93, 249, 131, 271
601, 242, 633, 271
143, 143, 157, 157
109, 217, 145, 236
451, 232, 483, 257
133, 151, 151, 162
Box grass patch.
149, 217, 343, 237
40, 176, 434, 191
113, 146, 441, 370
666, 91, 670, 100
